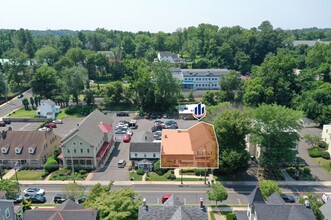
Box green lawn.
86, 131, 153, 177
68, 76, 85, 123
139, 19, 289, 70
314, 157, 331, 174
174, 177, 204, 181
147, 172, 169, 181
130, 171, 143, 181
56, 108, 84, 119
8, 108, 37, 118
10, 171, 45, 180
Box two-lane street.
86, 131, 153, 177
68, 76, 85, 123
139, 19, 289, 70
18, 183, 331, 205
0, 89, 33, 117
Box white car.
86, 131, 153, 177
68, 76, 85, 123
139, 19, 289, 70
38, 127, 50, 132
322, 193, 331, 203
116, 123, 128, 129
52, 119, 63, 124
24, 187, 45, 196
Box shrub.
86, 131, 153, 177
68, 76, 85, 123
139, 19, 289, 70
303, 167, 311, 175
136, 168, 144, 175
170, 174, 176, 180
321, 151, 330, 159
286, 167, 295, 175
153, 160, 169, 176
194, 169, 205, 176
41, 171, 49, 178
318, 141, 328, 149
181, 168, 195, 174
79, 169, 89, 175
145, 177, 149, 181
226, 213, 236, 220
164, 173, 171, 179
308, 148, 322, 158
44, 157, 59, 173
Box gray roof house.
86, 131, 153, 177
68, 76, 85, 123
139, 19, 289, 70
23, 199, 97, 220
0, 199, 23, 220
235, 187, 315, 220
157, 51, 184, 64
320, 199, 331, 220
138, 194, 208, 220
59, 109, 114, 169
129, 142, 160, 171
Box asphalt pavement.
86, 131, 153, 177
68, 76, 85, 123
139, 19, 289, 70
0, 89, 33, 117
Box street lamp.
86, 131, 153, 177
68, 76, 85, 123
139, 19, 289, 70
14, 161, 19, 183
180, 169, 183, 185
203, 148, 207, 184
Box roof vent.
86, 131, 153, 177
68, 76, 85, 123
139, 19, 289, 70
164, 135, 167, 138
1, 147, 8, 154
28, 147, 36, 155
15, 147, 22, 154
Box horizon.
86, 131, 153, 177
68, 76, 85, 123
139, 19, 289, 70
1, 0, 330, 33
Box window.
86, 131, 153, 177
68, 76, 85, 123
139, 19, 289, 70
135, 153, 137, 157
74, 149, 76, 153
144, 154, 146, 158
73, 142, 75, 145
81, 149, 83, 153
87, 160, 92, 165
153, 153, 156, 157
67, 149, 70, 153
5, 208, 10, 218
80, 142, 82, 145
87, 149, 90, 153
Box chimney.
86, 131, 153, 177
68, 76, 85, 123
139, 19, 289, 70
164, 135, 167, 138
200, 198, 204, 209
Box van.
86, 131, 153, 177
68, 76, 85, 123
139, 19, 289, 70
118, 160, 126, 168
322, 193, 331, 203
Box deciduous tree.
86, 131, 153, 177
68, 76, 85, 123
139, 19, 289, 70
259, 180, 281, 200
207, 182, 228, 205
30, 65, 58, 99
0, 179, 20, 199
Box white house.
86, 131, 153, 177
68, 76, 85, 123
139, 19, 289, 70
171, 68, 229, 90
129, 142, 160, 171
157, 51, 184, 64
322, 125, 331, 155
36, 99, 60, 120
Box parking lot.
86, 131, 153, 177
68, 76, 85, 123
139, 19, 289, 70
91, 113, 198, 181
0, 122, 41, 132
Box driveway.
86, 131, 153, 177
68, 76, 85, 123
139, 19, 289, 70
297, 127, 331, 181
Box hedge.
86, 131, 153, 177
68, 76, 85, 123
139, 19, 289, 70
308, 148, 322, 158
44, 157, 59, 173
318, 141, 328, 149
321, 151, 330, 159
136, 168, 144, 175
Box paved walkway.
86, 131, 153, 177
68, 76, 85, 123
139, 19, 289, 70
3, 168, 17, 179
280, 169, 295, 181
298, 128, 331, 181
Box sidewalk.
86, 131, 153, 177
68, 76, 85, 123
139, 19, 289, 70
174, 168, 216, 182
3, 168, 17, 179
280, 169, 295, 181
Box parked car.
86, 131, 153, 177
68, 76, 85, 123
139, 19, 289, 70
53, 194, 67, 204
164, 120, 177, 128
25, 194, 47, 203
152, 125, 163, 132
116, 122, 128, 129
162, 194, 172, 204
153, 131, 162, 140
77, 195, 87, 204
167, 124, 178, 129
38, 127, 51, 132
118, 159, 126, 168
45, 122, 57, 128
157, 113, 162, 119
24, 188, 45, 196
162, 113, 168, 119
17, 93, 24, 98
280, 194, 295, 203
119, 120, 130, 125
123, 134, 131, 143
116, 112, 129, 117
13, 194, 23, 203
144, 113, 151, 119
0, 121, 5, 127
128, 120, 138, 129
52, 119, 63, 124
4, 119, 11, 124
151, 113, 157, 119
168, 113, 174, 119
115, 128, 127, 134
322, 193, 331, 203
154, 120, 164, 125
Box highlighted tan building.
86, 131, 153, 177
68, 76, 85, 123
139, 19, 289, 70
160, 122, 218, 168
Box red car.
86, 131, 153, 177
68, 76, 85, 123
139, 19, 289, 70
162, 194, 172, 203
45, 122, 57, 128
144, 114, 151, 119
123, 134, 131, 143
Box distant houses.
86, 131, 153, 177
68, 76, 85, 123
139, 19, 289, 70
157, 51, 184, 64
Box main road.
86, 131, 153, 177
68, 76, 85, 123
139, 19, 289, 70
19, 183, 331, 205
0, 89, 33, 117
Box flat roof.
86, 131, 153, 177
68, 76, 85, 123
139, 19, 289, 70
178, 104, 205, 114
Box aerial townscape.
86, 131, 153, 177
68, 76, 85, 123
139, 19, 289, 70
0, 1, 331, 220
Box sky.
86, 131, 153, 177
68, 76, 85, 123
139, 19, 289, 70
1, 0, 330, 33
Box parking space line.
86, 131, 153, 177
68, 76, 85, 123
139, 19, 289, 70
19, 123, 31, 131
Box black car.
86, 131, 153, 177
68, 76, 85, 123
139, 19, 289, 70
0, 121, 5, 127
152, 125, 163, 132
116, 112, 129, 117
18, 93, 23, 98
280, 194, 295, 203
151, 113, 157, 119
53, 194, 67, 204
25, 194, 47, 203
157, 114, 162, 119
77, 195, 87, 204
167, 113, 174, 119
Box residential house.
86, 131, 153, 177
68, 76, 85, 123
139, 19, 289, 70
0, 129, 60, 168
322, 125, 331, 155
59, 110, 114, 169
138, 194, 208, 220
129, 142, 160, 171
320, 199, 331, 220
157, 51, 184, 64
0, 199, 23, 220
235, 187, 315, 220
178, 103, 206, 120
23, 199, 97, 220
36, 99, 60, 120
160, 122, 218, 168
170, 68, 229, 90
293, 40, 331, 47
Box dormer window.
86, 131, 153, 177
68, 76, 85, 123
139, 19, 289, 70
15, 147, 22, 154
1, 147, 9, 154
28, 147, 36, 155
